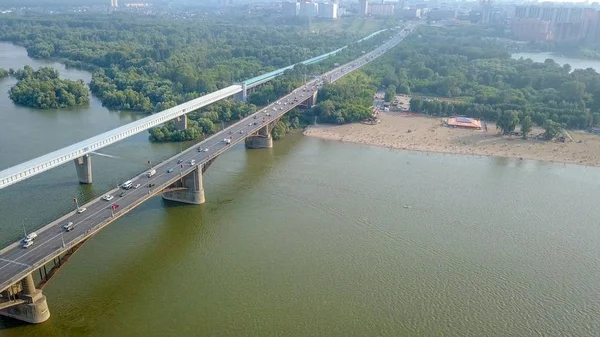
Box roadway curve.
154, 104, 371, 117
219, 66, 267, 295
0, 25, 416, 293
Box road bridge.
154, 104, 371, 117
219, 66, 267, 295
0, 24, 416, 324
0, 28, 391, 191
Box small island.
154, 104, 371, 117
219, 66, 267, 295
8, 66, 89, 109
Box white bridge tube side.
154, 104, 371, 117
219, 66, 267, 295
73, 154, 92, 184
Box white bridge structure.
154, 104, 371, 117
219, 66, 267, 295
0, 28, 396, 190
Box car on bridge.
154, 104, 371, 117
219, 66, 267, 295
25, 232, 37, 241
223, 138, 231, 144
167, 168, 174, 173
22, 240, 33, 248
77, 207, 87, 214
102, 195, 114, 201
63, 222, 75, 232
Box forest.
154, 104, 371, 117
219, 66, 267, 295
8, 66, 89, 109
362, 25, 600, 131
0, 13, 377, 113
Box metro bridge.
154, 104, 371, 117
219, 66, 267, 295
0, 25, 415, 324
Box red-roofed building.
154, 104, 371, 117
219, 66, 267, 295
447, 117, 482, 130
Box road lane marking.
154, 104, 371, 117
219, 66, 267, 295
0, 258, 30, 268
0, 35, 403, 279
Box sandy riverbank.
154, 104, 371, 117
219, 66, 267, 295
303, 113, 600, 167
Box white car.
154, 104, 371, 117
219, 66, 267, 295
63, 222, 75, 232
25, 232, 37, 241
22, 240, 33, 248
223, 138, 231, 144
77, 207, 87, 214
134, 184, 141, 189
102, 195, 114, 201
203, 148, 208, 152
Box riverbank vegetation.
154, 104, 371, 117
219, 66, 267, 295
360, 25, 600, 134
0, 13, 380, 113
8, 66, 89, 109
0, 68, 8, 78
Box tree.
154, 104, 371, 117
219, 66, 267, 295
8, 66, 89, 109
384, 85, 396, 102
542, 119, 562, 140
496, 110, 519, 135
521, 115, 533, 139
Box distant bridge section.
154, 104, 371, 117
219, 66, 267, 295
0, 27, 392, 191
0, 85, 242, 190
242, 28, 389, 89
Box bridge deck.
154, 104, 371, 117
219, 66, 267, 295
0, 26, 415, 293
0, 28, 394, 191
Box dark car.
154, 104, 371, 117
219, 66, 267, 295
119, 192, 126, 197
148, 183, 155, 188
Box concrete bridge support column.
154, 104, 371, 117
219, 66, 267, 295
73, 154, 92, 184
245, 124, 273, 149
306, 90, 318, 107
234, 82, 248, 103
162, 164, 205, 205
0, 274, 50, 324
174, 115, 188, 130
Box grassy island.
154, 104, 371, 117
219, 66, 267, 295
8, 66, 89, 109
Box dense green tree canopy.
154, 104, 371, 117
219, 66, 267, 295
0, 68, 8, 78
8, 66, 89, 109
0, 13, 379, 113
362, 25, 600, 131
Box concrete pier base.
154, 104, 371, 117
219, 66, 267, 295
174, 115, 188, 130
245, 124, 273, 149
245, 135, 273, 149
162, 164, 205, 204
73, 154, 92, 184
0, 274, 50, 324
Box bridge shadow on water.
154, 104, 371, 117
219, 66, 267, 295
0, 133, 305, 332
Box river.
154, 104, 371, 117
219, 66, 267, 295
512, 51, 600, 72
2, 45, 600, 336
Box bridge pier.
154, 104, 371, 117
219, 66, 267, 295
234, 82, 247, 103
306, 90, 318, 107
174, 115, 188, 130
245, 124, 273, 149
162, 164, 205, 204
0, 274, 50, 324
73, 154, 92, 184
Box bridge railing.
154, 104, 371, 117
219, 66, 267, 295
0, 26, 417, 293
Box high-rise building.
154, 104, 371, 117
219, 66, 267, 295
358, 0, 368, 16
320, 3, 339, 19
299, 1, 319, 17
282, 2, 300, 16
369, 4, 394, 16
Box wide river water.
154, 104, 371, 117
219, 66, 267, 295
1, 44, 600, 336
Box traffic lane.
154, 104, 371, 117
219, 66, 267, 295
0, 34, 402, 276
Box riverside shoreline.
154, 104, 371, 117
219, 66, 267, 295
303, 113, 600, 167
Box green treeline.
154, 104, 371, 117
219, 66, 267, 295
8, 66, 89, 109
0, 13, 373, 113
0, 68, 8, 78
362, 25, 600, 131
312, 72, 375, 124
